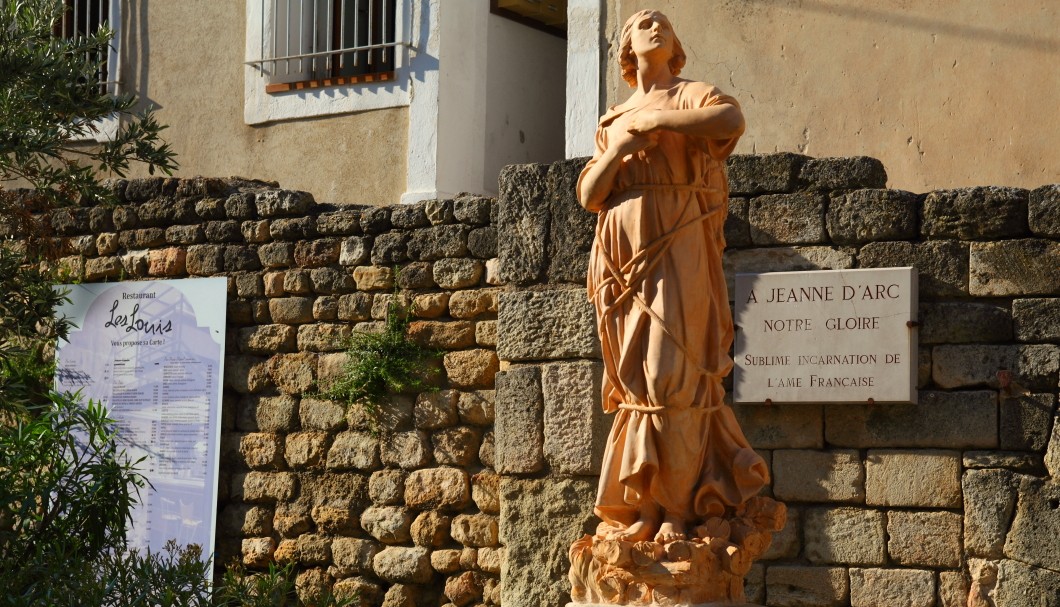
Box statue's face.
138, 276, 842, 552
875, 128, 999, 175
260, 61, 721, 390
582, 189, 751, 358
629, 12, 675, 61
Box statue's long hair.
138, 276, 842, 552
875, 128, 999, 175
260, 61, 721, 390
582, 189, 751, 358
618, 10, 687, 88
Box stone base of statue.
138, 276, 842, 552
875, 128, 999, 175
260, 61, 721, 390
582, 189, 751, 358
567, 497, 786, 606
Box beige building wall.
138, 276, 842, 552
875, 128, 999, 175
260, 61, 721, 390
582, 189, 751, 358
604, 0, 1060, 192
119, 1, 408, 206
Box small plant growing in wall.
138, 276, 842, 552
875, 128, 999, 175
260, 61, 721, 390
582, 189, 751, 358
319, 290, 440, 429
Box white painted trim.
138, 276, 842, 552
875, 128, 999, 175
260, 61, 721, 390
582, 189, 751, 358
565, 0, 601, 158
399, 0, 442, 204
243, 0, 420, 125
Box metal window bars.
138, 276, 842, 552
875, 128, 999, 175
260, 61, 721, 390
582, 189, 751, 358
55, 0, 115, 95
248, 0, 401, 85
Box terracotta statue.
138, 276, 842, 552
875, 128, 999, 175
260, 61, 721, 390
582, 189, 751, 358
569, 10, 785, 605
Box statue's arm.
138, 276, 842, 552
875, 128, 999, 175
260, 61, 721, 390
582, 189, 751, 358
578, 128, 656, 213
628, 103, 745, 141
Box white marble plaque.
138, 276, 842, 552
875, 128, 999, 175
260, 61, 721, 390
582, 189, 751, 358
733, 267, 917, 404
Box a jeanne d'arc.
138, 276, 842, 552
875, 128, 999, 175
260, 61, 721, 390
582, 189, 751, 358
577, 9, 769, 545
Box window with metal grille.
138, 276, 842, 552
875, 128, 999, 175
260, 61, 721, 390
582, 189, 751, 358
53, 0, 115, 95
249, 0, 401, 93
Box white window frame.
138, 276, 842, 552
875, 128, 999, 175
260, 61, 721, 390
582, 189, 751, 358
64, 0, 122, 142
243, 0, 416, 125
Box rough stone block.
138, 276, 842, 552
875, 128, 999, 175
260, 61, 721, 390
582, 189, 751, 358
451, 513, 499, 548
255, 189, 313, 217
499, 477, 597, 607
204, 219, 241, 243
284, 431, 328, 469
886, 510, 961, 567
919, 301, 1012, 344
350, 266, 392, 291
240, 471, 297, 503
497, 163, 550, 285
449, 289, 497, 319
800, 156, 887, 191
408, 320, 476, 350
407, 225, 469, 261
827, 189, 917, 245
410, 510, 451, 548
922, 186, 1028, 239
728, 244, 857, 292
963, 468, 1022, 558
326, 431, 380, 471
468, 226, 497, 259
727, 153, 809, 195
454, 194, 492, 225
1001, 393, 1056, 451
825, 390, 998, 449
475, 320, 497, 347
762, 506, 800, 560
432, 426, 481, 466
238, 324, 296, 355
390, 202, 429, 229
970, 238, 1060, 296
404, 467, 470, 511
964, 450, 1043, 474
939, 570, 968, 607
185, 244, 223, 276
765, 565, 848, 607
457, 390, 495, 426
299, 397, 344, 432
546, 157, 595, 284
472, 471, 500, 515
424, 199, 455, 225
443, 349, 499, 389
239, 433, 285, 470
773, 449, 864, 503
723, 197, 752, 248
932, 344, 1059, 392
1014, 298, 1060, 342
994, 559, 1060, 607
748, 192, 827, 245
541, 361, 608, 475
361, 506, 412, 544
865, 449, 961, 507
859, 240, 969, 298
494, 366, 544, 474
371, 232, 408, 265
269, 297, 314, 324
414, 390, 459, 430
433, 258, 483, 289
379, 430, 431, 470
732, 403, 823, 449
1029, 184, 1060, 237
803, 507, 886, 565
497, 289, 598, 361
1005, 476, 1060, 572
369, 469, 406, 506
848, 568, 935, 607
373, 546, 432, 584
316, 210, 361, 236
294, 238, 341, 268
266, 352, 317, 395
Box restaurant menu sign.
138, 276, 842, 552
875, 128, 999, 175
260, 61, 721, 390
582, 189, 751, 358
733, 268, 917, 404
54, 278, 226, 556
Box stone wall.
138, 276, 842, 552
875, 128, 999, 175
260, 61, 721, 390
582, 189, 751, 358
36, 153, 1060, 607
493, 154, 1060, 607
44, 176, 505, 606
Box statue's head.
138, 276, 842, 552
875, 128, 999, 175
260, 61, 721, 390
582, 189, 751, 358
619, 9, 686, 88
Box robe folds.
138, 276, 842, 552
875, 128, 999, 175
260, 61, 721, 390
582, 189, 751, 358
580, 80, 769, 526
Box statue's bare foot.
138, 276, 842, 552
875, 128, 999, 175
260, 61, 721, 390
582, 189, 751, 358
654, 513, 687, 544
607, 516, 659, 542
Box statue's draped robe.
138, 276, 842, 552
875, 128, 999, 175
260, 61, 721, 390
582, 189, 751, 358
581, 80, 769, 526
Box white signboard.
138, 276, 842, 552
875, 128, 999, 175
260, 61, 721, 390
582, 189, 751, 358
54, 278, 226, 557
733, 268, 917, 404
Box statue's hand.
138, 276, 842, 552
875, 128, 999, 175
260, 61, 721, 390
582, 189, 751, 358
626, 110, 665, 135
611, 129, 658, 159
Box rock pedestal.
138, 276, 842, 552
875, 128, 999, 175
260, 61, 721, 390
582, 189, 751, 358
568, 497, 786, 606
